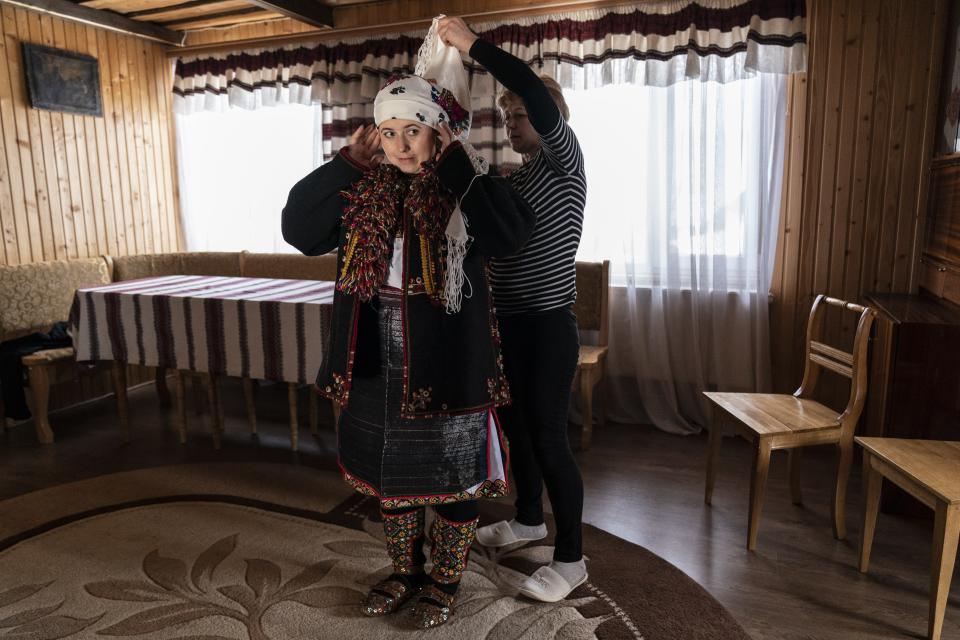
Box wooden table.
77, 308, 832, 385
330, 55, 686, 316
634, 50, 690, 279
70, 275, 334, 447
857, 437, 960, 640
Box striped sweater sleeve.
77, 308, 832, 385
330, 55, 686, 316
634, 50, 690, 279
468, 38, 583, 175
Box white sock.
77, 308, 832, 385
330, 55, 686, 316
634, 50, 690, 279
509, 519, 547, 540
549, 559, 586, 586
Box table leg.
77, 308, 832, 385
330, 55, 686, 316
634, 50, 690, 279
288, 382, 299, 452
929, 503, 959, 640
309, 390, 318, 435
155, 367, 171, 407
173, 370, 187, 445
206, 373, 222, 450
858, 451, 882, 573
111, 361, 130, 443
242, 377, 257, 435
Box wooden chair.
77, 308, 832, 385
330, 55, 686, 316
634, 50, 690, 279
703, 295, 876, 550
238, 251, 338, 451
856, 438, 960, 640
572, 260, 610, 450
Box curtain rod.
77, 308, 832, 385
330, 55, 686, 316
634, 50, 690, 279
166, 0, 643, 58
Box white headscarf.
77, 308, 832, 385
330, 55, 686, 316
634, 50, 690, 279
372, 16, 486, 314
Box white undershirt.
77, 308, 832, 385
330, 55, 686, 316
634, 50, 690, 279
386, 236, 404, 289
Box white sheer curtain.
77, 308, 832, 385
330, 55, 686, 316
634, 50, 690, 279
568, 71, 787, 434
174, 103, 325, 253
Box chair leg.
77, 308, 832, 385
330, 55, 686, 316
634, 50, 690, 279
309, 390, 318, 435
288, 382, 299, 452
241, 377, 257, 435
858, 451, 882, 573
597, 375, 607, 428
332, 401, 341, 429
173, 370, 187, 445
929, 503, 960, 640
832, 440, 854, 540
192, 374, 205, 415
111, 361, 130, 443
788, 448, 803, 505
155, 367, 171, 407
25, 364, 54, 444
747, 439, 772, 551
579, 370, 594, 451
206, 373, 222, 450
704, 407, 724, 505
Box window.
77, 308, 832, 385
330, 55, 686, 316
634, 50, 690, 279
174, 103, 324, 253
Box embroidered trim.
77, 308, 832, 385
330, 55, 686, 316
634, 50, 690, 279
341, 467, 508, 510
429, 513, 479, 584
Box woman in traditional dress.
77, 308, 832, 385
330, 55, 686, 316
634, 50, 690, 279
281, 62, 535, 626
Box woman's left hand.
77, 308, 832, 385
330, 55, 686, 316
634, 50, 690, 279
435, 122, 455, 160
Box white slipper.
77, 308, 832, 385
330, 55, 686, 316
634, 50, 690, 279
476, 520, 546, 548
517, 565, 587, 603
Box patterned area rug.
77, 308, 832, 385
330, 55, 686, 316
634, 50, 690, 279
0, 463, 750, 640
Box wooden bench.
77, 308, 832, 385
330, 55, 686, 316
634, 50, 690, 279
857, 437, 960, 640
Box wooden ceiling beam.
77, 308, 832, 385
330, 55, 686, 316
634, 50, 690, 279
0, 0, 185, 44
171, 0, 641, 55
243, 0, 331, 28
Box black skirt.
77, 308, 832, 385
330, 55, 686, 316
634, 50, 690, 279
336, 291, 507, 509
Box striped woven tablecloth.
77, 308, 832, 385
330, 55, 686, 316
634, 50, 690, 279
70, 275, 334, 384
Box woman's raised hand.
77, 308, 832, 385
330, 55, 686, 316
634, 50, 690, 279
437, 16, 478, 54
435, 122, 455, 160
347, 124, 381, 167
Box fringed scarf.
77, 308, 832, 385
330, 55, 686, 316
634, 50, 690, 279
338, 162, 456, 304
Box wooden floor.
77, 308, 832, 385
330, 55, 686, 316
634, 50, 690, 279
1, 379, 958, 640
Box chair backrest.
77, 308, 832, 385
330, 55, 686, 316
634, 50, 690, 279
796, 294, 876, 436
112, 252, 241, 281
0, 257, 112, 341
573, 260, 610, 346
240, 251, 338, 281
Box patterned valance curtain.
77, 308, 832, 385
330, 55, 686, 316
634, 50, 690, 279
172, 0, 806, 162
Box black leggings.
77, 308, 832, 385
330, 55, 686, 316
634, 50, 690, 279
497, 307, 583, 562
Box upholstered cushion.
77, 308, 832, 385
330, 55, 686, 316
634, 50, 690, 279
21, 347, 76, 365
0, 258, 111, 339
241, 251, 338, 281
113, 252, 242, 281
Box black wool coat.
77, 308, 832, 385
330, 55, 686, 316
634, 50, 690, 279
281, 143, 536, 418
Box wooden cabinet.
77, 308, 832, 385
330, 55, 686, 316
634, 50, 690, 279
863, 292, 960, 515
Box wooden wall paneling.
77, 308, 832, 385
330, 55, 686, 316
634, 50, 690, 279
153, 50, 177, 252
0, 13, 18, 265
770, 73, 807, 393
135, 40, 168, 251
19, 10, 56, 261
105, 30, 135, 254
53, 18, 86, 259
127, 35, 154, 255
874, 1, 916, 294
840, 0, 881, 345
73, 23, 107, 255
2, 6, 40, 263
95, 26, 123, 255
65, 21, 100, 256
36, 13, 72, 260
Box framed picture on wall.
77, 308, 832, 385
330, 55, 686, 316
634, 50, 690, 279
21, 43, 103, 117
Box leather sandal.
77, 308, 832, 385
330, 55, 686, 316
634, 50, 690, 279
410, 584, 457, 628
361, 577, 422, 616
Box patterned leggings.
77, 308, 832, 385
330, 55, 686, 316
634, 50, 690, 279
381, 501, 479, 584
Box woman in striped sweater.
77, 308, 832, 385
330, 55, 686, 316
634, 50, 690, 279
439, 17, 589, 603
